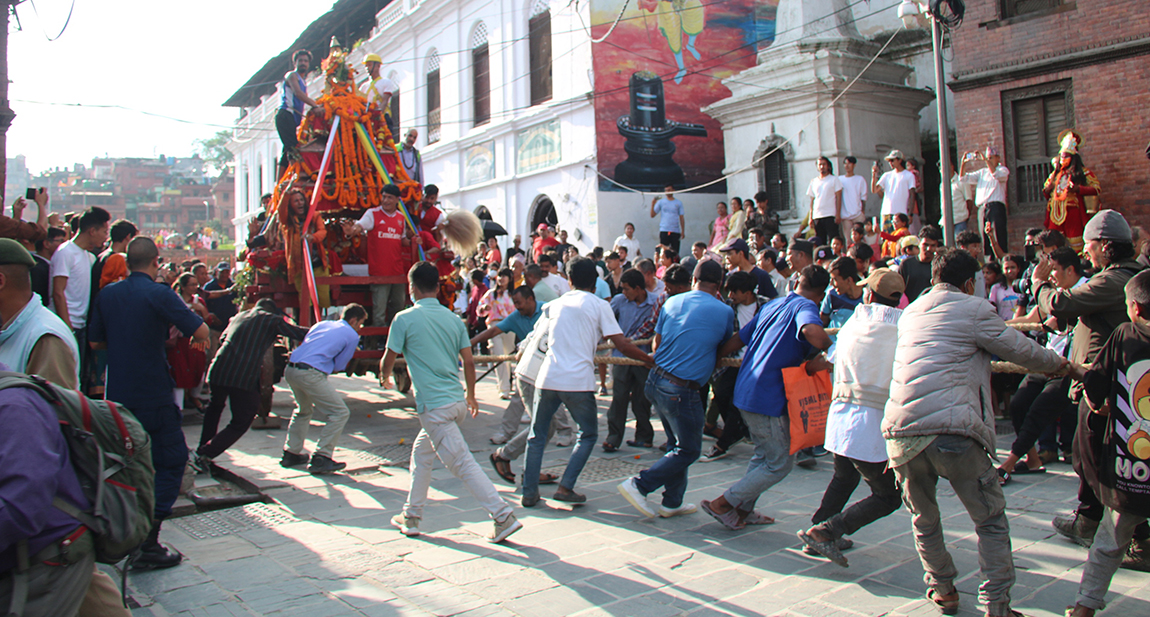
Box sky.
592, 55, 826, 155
8, 0, 336, 175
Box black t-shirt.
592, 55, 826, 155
899, 257, 933, 302
1082, 322, 1150, 517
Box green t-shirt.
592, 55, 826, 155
532, 280, 559, 303
386, 298, 470, 413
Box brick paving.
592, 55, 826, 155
121, 373, 1150, 616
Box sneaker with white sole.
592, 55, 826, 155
489, 513, 523, 543
618, 478, 655, 517
659, 502, 697, 518
391, 513, 420, 536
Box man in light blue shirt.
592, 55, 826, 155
282, 304, 366, 475
604, 268, 658, 451
618, 260, 734, 519
381, 263, 522, 543
650, 184, 685, 255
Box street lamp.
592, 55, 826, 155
899, 0, 956, 247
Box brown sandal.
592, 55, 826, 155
539, 472, 558, 485
927, 588, 959, 615
489, 453, 515, 484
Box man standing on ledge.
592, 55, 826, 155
280, 304, 366, 475
381, 262, 522, 543
650, 185, 685, 255
619, 259, 734, 518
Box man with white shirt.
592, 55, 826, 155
50, 206, 110, 392
362, 54, 399, 143
941, 162, 975, 236
805, 157, 844, 242
871, 150, 917, 228
614, 222, 642, 259
839, 156, 869, 241
536, 253, 571, 298
521, 258, 654, 507
960, 145, 1011, 254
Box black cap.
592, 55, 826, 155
693, 259, 724, 285
815, 245, 835, 261
719, 237, 751, 255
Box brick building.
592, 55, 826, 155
950, 0, 1150, 249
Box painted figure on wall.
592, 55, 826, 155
639, 0, 706, 84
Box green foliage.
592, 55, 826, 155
194, 130, 235, 175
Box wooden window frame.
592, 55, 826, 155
1001, 79, 1074, 212
529, 10, 552, 106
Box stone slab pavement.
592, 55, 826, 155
117, 372, 1150, 617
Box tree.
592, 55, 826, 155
194, 131, 234, 175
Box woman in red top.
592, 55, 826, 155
485, 237, 502, 267
168, 272, 210, 410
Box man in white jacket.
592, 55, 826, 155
798, 268, 906, 567
882, 249, 1068, 617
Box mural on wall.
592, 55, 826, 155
517, 120, 562, 175
591, 0, 777, 192
465, 141, 495, 186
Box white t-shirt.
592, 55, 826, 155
961, 165, 1010, 206
877, 169, 917, 216
614, 234, 641, 258
807, 175, 844, 219
839, 175, 868, 220
361, 77, 397, 111
541, 273, 571, 298
48, 240, 96, 329
824, 401, 888, 463
942, 173, 975, 226
536, 291, 623, 391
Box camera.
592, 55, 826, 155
1025, 243, 1039, 264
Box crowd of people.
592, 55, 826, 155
3, 134, 1149, 617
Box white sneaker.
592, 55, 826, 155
554, 435, 573, 447
618, 478, 655, 517
489, 513, 523, 543
659, 502, 697, 518
391, 513, 420, 536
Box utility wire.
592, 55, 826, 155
24, 0, 77, 41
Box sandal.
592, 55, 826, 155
602, 442, 619, 453
797, 530, 848, 567
539, 472, 558, 485
626, 440, 653, 448
926, 588, 960, 615
743, 511, 775, 525
489, 453, 516, 484
1012, 461, 1047, 475
997, 467, 1012, 486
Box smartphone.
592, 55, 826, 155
1025, 243, 1039, 264
25, 188, 36, 200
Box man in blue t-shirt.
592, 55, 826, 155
618, 260, 734, 519
649, 185, 685, 255
820, 256, 864, 327
700, 265, 833, 530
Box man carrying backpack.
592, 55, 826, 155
89, 237, 208, 570
0, 383, 95, 617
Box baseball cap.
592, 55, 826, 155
898, 236, 921, 251
0, 238, 35, 267
215, 261, 231, 271
536, 223, 549, 232
861, 268, 905, 301
719, 237, 751, 255
814, 245, 835, 261
693, 259, 724, 285
1083, 209, 1131, 243
885, 149, 905, 161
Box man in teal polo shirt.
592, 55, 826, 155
381, 262, 522, 543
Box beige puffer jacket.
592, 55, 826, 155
882, 283, 1065, 454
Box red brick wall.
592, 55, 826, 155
951, 1, 1150, 251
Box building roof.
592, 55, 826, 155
223, 0, 387, 109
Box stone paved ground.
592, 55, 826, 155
119, 373, 1150, 617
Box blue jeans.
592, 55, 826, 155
522, 389, 598, 500
953, 220, 968, 234
635, 373, 704, 509
723, 410, 793, 512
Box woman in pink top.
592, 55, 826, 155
709, 201, 730, 249
478, 269, 517, 398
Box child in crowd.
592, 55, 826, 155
985, 261, 1021, 322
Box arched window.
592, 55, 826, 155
528, 0, 552, 106
472, 23, 491, 126
388, 70, 401, 134
426, 50, 441, 144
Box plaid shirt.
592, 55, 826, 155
206, 308, 309, 390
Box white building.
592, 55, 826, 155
226, 0, 951, 253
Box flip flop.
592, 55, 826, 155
489, 453, 516, 484
797, 530, 848, 567
602, 442, 618, 453
1013, 461, 1047, 474
539, 472, 558, 485
997, 467, 1012, 486
926, 588, 960, 615
743, 511, 775, 525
